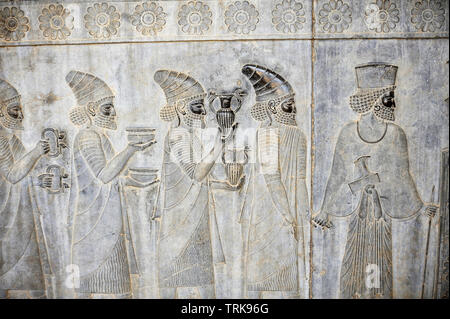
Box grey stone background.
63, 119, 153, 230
0, 0, 448, 299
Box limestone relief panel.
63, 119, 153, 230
0, 0, 448, 299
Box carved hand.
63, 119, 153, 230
38, 140, 51, 155
312, 211, 333, 229
424, 204, 438, 218
38, 173, 53, 189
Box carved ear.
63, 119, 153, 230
268, 100, 277, 114
176, 100, 187, 115
87, 102, 96, 117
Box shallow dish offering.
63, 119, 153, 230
128, 167, 159, 184
126, 127, 156, 145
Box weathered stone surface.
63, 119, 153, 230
0, 0, 448, 299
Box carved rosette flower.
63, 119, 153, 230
272, 0, 306, 33
411, 0, 445, 32
178, 1, 212, 35
224, 1, 259, 34
318, 0, 352, 33
39, 4, 74, 40
131, 2, 167, 36
364, 0, 399, 33
0, 7, 30, 41
84, 2, 121, 39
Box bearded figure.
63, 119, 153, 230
240, 64, 310, 299
66, 71, 153, 298
0, 79, 50, 298
153, 70, 228, 299
313, 62, 438, 299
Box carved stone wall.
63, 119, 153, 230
0, 0, 448, 299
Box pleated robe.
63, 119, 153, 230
0, 134, 45, 291
157, 127, 219, 288
70, 129, 130, 294
241, 125, 308, 292
320, 121, 424, 299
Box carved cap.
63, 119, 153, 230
355, 62, 398, 89
65, 70, 114, 106
154, 70, 206, 105
241, 64, 293, 102
0, 79, 20, 105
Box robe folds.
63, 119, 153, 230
70, 129, 130, 294
157, 127, 222, 288
0, 134, 45, 291
320, 121, 425, 298
241, 125, 309, 293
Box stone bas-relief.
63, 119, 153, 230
0, 1, 448, 300
240, 65, 310, 299
313, 63, 438, 299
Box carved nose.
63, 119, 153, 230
242, 65, 253, 77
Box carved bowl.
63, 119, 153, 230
128, 167, 159, 184
126, 127, 156, 145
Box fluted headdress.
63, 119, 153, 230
154, 70, 206, 122
0, 79, 23, 130
65, 70, 115, 106
0, 79, 20, 105
242, 64, 295, 122
65, 71, 115, 126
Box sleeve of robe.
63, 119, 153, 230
320, 124, 355, 217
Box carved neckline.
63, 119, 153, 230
357, 121, 388, 144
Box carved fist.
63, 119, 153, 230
38, 173, 53, 189
38, 140, 51, 155
424, 204, 438, 218
312, 211, 333, 230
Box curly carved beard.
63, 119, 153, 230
373, 102, 395, 121
0, 111, 23, 130
274, 107, 297, 126
94, 112, 117, 130
181, 109, 205, 129
349, 86, 396, 122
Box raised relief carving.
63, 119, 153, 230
41, 128, 67, 158
0, 79, 52, 299
435, 148, 449, 298
364, 0, 399, 33
313, 63, 439, 299
410, 0, 446, 32
272, 0, 306, 34
240, 64, 310, 298
131, 1, 167, 36
0, 7, 29, 42
208, 88, 248, 191
66, 71, 154, 298
84, 3, 121, 39
178, 1, 212, 35
224, 1, 259, 35
36, 164, 69, 194
318, 0, 352, 33
208, 88, 246, 139
38, 4, 74, 40
153, 70, 230, 299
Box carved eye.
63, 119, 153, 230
281, 99, 295, 113
189, 101, 206, 115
